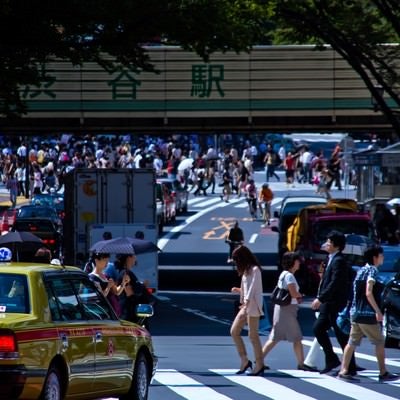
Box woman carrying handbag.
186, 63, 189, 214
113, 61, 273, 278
262, 251, 317, 371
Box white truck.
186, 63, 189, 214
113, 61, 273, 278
88, 223, 158, 293
63, 168, 158, 269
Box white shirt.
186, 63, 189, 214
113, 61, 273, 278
278, 271, 299, 305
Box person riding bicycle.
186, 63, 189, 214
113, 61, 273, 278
245, 179, 258, 220
259, 182, 274, 226
226, 220, 244, 263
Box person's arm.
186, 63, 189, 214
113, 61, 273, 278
366, 279, 383, 322
287, 282, 302, 302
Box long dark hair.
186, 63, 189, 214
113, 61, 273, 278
232, 245, 262, 276
114, 254, 131, 271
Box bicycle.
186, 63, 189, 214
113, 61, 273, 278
260, 200, 271, 226
225, 239, 243, 263
247, 196, 257, 220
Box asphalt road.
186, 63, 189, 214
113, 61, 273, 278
157, 169, 356, 291
148, 291, 400, 400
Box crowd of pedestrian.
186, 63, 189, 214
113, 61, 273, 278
0, 134, 350, 208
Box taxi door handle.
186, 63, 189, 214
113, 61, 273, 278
60, 333, 68, 350
94, 331, 103, 343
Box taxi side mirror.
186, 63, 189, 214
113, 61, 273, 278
136, 304, 154, 318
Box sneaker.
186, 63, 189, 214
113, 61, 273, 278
379, 372, 399, 382
338, 373, 360, 382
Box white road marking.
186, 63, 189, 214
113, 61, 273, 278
302, 339, 400, 368
358, 370, 400, 387
249, 233, 258, 243
281, 369, 399, 400
190, 197, 221, 207
157, 197, 243, 250
154, 369, 233, 400
211, 369, 317, 400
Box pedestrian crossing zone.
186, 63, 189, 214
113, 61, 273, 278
150, 368, 400, 400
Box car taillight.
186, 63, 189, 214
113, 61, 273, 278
0, 330, 18, 358
42, 239, 56, 245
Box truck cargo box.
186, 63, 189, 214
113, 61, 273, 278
63, 168, 156, 266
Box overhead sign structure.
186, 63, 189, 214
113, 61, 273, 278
2, 45, 387, 131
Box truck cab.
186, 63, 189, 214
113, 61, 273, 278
285, 199, 377, 295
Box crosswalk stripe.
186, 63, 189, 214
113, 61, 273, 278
189, 196, 284, 210
190, 197, 221, 207
280, 369, 399, 400
211, 369, 317, 400
358, 370, 400, 387
153, 369, 233, 400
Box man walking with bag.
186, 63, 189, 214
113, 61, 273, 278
338, 245, 398, 383
311, 231, 357, 375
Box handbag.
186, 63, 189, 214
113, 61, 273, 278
270, 272, 291, 306
336, 302, 351, 335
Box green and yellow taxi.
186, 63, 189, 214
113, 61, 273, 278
0, 257, 157, 400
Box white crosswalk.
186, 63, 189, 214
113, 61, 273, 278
188, 196, 285, 210
150, 368, 400, 400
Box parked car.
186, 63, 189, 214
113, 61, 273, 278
157, 177, 189, 213
155, 181, 176, 224
31, 193, 65, 220
16, 205, 62, 229
12, 218, 61, 257
0, 262, 157, 400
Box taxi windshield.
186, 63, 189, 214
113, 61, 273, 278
0, 274, 30, 313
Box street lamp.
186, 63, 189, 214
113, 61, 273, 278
371, 84, 384, 112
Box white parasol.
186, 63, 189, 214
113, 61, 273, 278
177, 158, 194, 171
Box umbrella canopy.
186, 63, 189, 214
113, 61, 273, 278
0, 231, 43, 245
89, 236, 160, 255
0, 231, 44, 261
177, 158, 194, 171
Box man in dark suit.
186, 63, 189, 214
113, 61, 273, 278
311, 230, 357, 375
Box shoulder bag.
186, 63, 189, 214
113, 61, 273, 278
270, 272, 291, 306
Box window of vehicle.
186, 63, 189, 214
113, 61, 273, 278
313, 220, 374, 247
18, 206, 58, 220
45, 275, 116, 322
380, 252, 400, 273
72, 279, 116, 321
0, 274, 29, 314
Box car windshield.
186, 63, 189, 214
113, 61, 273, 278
32, 195, 64, 210
313, 220, 374, 247
19, 207, 56, 219
0, 274, 30, 313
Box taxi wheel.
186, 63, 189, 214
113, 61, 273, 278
124, 352, 149, 400
41, 367, 62, 400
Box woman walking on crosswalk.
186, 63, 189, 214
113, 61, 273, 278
230, 245, 265, 376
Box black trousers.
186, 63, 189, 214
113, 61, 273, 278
313, 303, 356, 373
